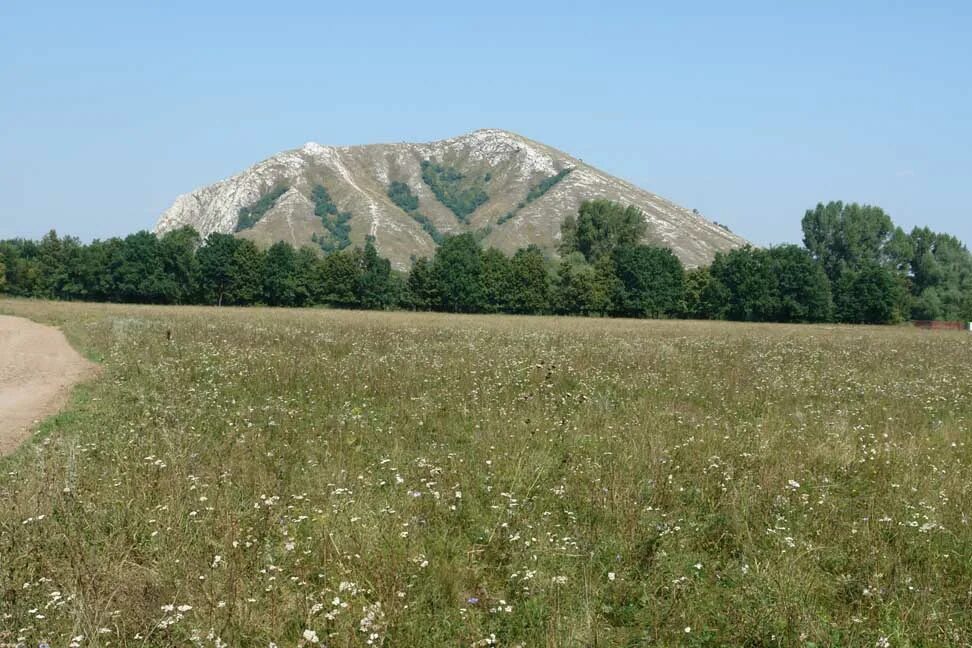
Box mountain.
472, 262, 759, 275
154, 129, 747, 269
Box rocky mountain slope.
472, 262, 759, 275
154, 129, 747, 269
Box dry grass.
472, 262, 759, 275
2, 299, 972, 647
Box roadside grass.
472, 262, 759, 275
1, 299, 972, 646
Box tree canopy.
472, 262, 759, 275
3, 198, 970, 327
801, 201, 911, 282
559, 199, 648, 262
610, 244, 684, 318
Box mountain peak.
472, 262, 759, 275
300, 141, 329, 155
155, 130, 746, 269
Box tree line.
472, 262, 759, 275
2, 200, 970, 324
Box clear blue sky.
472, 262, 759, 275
2, 1, 970, 247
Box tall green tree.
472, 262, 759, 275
111, 231, 172, 304
610, 244, 685, 318
766, 245, 833, 322
552, 254, 613, 316
79, 239, 120, 302
834, 263, 909, 324
0, 241, 41, 297
480, 248, 513, 313
263, 241, 300, 306
159, 226, 201, 304
559, 200, 647, 262
35, 230, 70, 299
682, 266, 719, 319
908, 227, 972, 320
294, 247, 320, 306
431, 233, 484, 313
197, 233, 240, 306
228, 240, 264, 305
507, 245, 551, 314
198, 234, 264, 306
358, 238, 394, 310
319, 249, 361, 308
708, 247, 780, 322
405, 257, 437, 310
801, 201, 911, 282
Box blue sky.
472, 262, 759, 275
1, 1, 970, 246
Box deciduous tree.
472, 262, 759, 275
610, 244, 684, 318
559, 200, 647, 262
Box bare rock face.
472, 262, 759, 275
155, 129, 747, 269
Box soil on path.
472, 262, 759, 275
0, 315, 96, 456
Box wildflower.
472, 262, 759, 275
608, 572, 616, 581
302, 629, 319, 643
787, 480, 800, 490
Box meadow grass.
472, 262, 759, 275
2, 299, 972, 647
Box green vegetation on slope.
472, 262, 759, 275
310, 184, 352, 253
387, 180, 419, 213
499, 168, 572, 225
386, 181, 444, 244
525, 168, 572, 203
420, 160, 489, 222
235, 185, 289, 232
3, 301, 972, 646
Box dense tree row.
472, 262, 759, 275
2, 200, 970, 324
800, 201, 972, 322
0, 229, 394, 309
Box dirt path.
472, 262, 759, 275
0, 315, 97, 456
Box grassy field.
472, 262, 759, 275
2, 300, 972, 647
